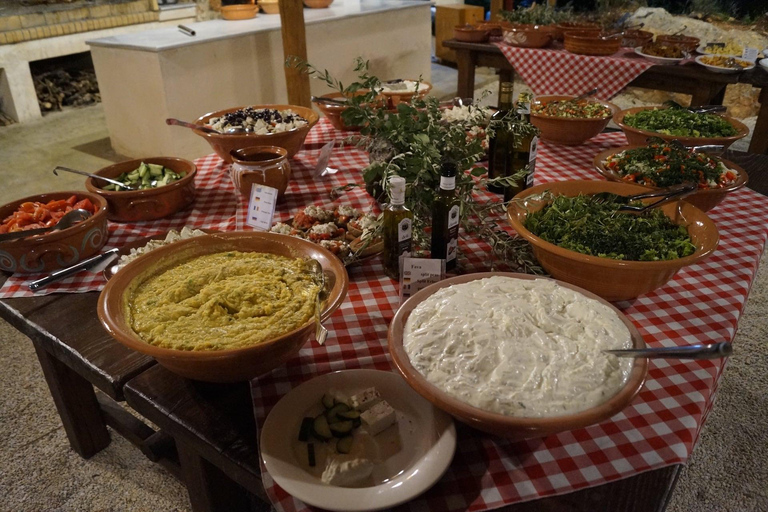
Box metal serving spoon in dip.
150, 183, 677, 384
605, 341, 732, 359
309, 259, 329, 345
0, 208, 92, 242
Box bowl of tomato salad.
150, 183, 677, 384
530, 95, 618, 145
593, 139, 748, 212
0, 191, 108, 273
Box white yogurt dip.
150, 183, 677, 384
403, 276, 634, 418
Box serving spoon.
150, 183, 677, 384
0, 208, 92, 242
604, 341, 732, 359
309, 259, 329, 345
165, 118, 220, 134
53, 166, 139, 190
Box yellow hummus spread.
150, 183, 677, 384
128, 251, 320, 351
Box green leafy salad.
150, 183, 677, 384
623, 108, 737, 138
604, 139, 738, 188
524, 194, 696, 261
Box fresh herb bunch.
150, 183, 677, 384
291, 57, 543, 273
524, 194, 696, 261
500, 4, 572, 25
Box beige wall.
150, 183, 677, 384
92, 5, 431, 159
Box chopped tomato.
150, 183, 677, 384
0, 195, 96, 234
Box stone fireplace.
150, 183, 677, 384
0, 0, 194, 123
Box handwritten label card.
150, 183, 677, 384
313, 141, 337, 178
400, 257, 445, 301
245, 184, 278, 231
742, 47, 758, 62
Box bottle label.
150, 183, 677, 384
527, 136, 538, 187
447, 204, 460, 230
397, 217, 412, 244
440, 176, 456, 190
446, 237, 458, 264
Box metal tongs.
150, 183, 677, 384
592, 182, 698, 214
605, 341, 732, 360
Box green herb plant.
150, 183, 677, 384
290, 57, 543, 273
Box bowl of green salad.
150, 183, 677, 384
507, 180, 719, 301
85, 157, 197, 222
593, 139, 748, 212
530, 95, 618, 145
614, 106, 749, 148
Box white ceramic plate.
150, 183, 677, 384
694, 55, 755, 74
261, 369, 456, 512
696, 43, 743, 58
634, 46, 684, 65
759, 58, 768, 71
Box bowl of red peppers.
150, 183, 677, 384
0, 191, 108, 273
593, 139, 748, 212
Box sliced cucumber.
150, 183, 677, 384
321, 393, 336, 410
312, 414, 333, 441
329, 420, 354, 437
326, 403, 351, 424
336, 436, 354, 454
298, 417, 314, 442
338, 410, 360, 420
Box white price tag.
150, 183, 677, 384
313, 140, 337, 178
742, 47, 758, 62
245, 184, 278, 231
399, 257, 445, 302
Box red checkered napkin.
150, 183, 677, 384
495, 45, 655, 100
251, 129, 768, 512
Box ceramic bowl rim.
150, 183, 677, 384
85, 157, 197, 198
530, 94, 618, 121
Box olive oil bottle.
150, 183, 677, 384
503, 92, 539, 201
382, 176, 413, 280
431, 162, 460, 272
487, 82, 515, 194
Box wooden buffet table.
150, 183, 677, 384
2, 141, 767, 512
441, 39, 768, 154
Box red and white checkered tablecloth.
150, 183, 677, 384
247, 122, 768, 511
494, 44, 656, 100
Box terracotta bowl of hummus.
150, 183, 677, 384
98, 231, 348, 382
389, 272, 648, 440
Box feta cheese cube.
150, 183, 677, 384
347, 387, 381, 412
360, 400, 396, 436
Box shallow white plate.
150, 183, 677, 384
634, 46, 684, 65
760, 58, 768, 71
695, 55, 754, 74
261, 369, 456, 512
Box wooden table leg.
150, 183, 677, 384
690, 83, 727, 106
33, 340, 111, 458
749, 87, 768, 154
177, 442, 252, 512
455, 47, 477, 99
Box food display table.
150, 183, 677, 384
2, 119, 768, 512
441, 39, 768, 154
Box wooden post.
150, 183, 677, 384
490, 0, 503, 22
279, 0, 311, 107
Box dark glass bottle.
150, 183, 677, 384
382, 176, 413, 280
431, 162, 460, 272
487, 82, 515, 194
503, 92, 539, 202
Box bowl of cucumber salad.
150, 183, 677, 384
85, 157, 197, 222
